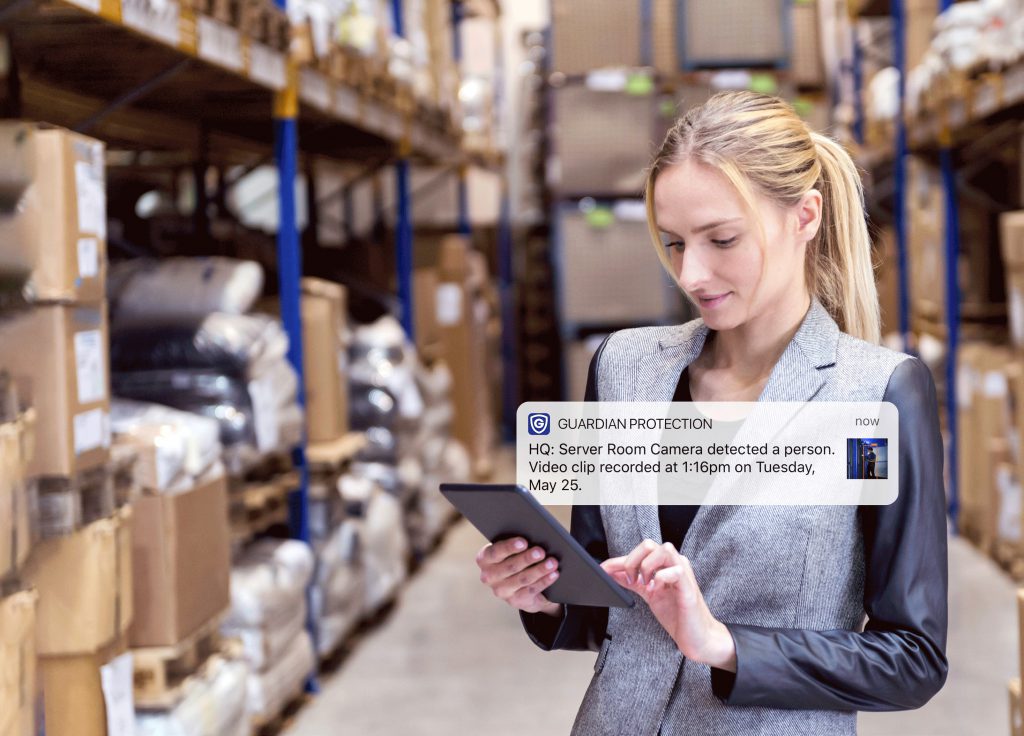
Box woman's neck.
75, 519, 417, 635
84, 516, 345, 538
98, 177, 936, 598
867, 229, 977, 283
700, 293, 812, 380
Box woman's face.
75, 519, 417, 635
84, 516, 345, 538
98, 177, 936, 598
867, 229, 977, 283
653, 158, 817, 331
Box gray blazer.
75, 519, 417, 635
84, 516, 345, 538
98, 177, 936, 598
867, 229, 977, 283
560, 295, 945, 735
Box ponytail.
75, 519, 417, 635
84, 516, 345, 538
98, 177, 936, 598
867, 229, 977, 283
810, 133, 880, 345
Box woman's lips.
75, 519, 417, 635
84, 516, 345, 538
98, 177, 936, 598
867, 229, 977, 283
698, 292, 731, 308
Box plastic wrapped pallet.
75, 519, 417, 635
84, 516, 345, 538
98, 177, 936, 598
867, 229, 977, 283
338, 476, 408, 614
110, 399, 221, 492
246, 630, 315, 725
310, 519, 364, 656
224, 601, 308, 673
226, 539, 315, 629
135, 656, 250, 736
110, 313, 290, 381
108, 258, 264, 324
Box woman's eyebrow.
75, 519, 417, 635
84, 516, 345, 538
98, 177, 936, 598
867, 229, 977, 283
692, 217, 742, 234
656, 217, 742, 237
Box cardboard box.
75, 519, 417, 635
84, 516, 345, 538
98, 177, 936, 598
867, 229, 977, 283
0, 590, 37, 736
559, 206, 680, 324
681, 0, 787, 68
414, 267, 442, 356
437, 243, 495, 470
551, 0, 675, 74
1012, 677, 1023, 736
875, 228, 901, 337
551, 84, 662, 196
792, 0, 824, 88
0, 408, 34, 581
129, 472, 231, 647
906, 0, 939, 72
0, 303, 110, 477
39, 635, 130, 736
0, 123, 106, 304
300, 277, 350, 444
22, 507, 132, 656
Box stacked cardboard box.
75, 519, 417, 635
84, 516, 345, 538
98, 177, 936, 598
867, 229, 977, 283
551, 0, 676, 76
0, 122, 132, 736
434, 235, 496, 476
0, 124, 110, 484
300, 277, 351, 444
906, 157, 947, 327
957, 343, 1016, 552
22, 506, 134, 736
1002, 212, 1024, 350
874, 228, 901, 338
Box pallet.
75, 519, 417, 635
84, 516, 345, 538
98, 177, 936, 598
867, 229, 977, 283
306, 432, 366, 474
35, 463, 115, 538
133, 613, 229, 710
993, 540, 1024, 582
242, 451, 294, 483
229, 471, 298, 545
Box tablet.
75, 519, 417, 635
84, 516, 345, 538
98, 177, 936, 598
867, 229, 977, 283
440, 483, 634, 608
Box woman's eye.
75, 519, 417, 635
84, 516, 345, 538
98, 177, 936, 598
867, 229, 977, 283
665, 241, 684, 252
711, 236, 738, 247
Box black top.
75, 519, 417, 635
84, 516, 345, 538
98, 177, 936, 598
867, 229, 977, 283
521, 334, 949, 711
657, 366, 700, 549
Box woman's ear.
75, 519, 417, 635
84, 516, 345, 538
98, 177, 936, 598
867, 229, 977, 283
795, 189, 823, 244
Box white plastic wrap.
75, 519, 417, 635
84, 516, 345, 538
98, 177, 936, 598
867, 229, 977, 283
358, 488, 409, 614
110, 399, 221, 490
227, 539, 315, 628
246, 630, 315, 724
310, 527, 364, 657
109, 258, 265, 323
135, 656, 250, 736
224, 600, 308, 673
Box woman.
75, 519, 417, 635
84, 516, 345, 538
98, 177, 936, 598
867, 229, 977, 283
475, 91, 948, 734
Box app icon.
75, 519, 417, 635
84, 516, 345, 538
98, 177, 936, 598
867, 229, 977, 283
528, 412, 551, 435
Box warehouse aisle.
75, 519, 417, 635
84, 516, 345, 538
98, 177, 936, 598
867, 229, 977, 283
288, 448, 1017, 736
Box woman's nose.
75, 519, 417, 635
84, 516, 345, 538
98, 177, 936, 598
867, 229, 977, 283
676, 248, 712, 291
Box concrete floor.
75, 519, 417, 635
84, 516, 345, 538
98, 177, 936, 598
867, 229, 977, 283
288, 448, 1019, 736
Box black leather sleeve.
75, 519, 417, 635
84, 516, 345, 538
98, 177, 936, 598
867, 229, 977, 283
520, 336, 612, 652
709, 356, 949, 710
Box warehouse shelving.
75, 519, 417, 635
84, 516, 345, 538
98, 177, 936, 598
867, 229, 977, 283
0, 0, 503, 720
851, 0, 964, 522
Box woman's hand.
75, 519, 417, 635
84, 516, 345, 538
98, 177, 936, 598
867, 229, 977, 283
601, 539, 737, 672
476, 537, 562, 616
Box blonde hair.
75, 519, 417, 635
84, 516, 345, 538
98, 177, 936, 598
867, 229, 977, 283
644, 91, 880, 344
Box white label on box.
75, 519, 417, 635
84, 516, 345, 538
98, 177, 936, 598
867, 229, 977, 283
77, 237, 99, 278
121, 0, 180, 47
584, 69, 628, 92
612, 200, 647, 222
100, 652, 136, 736
983, 369, 1009, 398
75, 153, 107, 239
300, 69, 331, 110
67, 0, 101, 12
435, 283, 463, 325
73, 408, 108, 455
1011, 287, 1024, 348
74, 329, 107, 404
198, 17, 243, 72
249, 42, 286, 91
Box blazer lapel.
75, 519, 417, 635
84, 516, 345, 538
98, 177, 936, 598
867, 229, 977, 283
629, 296, 840, 544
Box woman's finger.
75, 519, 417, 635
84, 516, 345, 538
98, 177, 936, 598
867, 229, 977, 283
623, 539, 661, 584
639, 543, 680, 584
